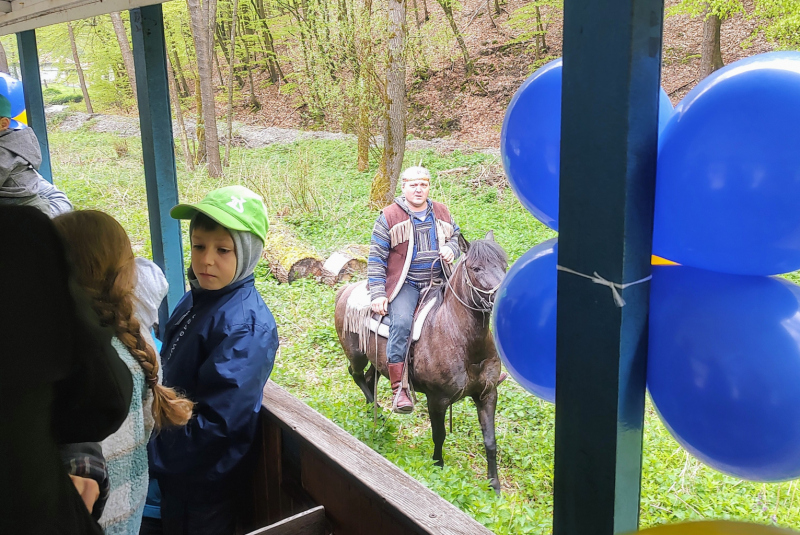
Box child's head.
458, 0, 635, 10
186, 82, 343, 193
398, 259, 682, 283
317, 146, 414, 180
0, 94, 12, 131
54, 210, 193, 430
171, 186, 268, 291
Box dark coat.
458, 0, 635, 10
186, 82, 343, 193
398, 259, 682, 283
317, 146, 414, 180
148, 275, 278, 500
0, 206, 133, 535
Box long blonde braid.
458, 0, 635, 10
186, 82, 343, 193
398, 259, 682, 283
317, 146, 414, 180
55, 210, 193, 429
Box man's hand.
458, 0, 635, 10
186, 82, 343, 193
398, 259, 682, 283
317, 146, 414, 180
371, 297, 389, 316
440, 246, 455, 264
70, 474, 100, 514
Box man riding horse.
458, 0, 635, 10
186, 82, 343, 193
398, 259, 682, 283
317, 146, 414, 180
368, 166, 461, 414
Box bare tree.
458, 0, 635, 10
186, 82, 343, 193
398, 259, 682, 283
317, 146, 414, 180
110, 12, 138, 100
0, 42, 9, 74
436, 0, 471, 74
700, 11, 724, 79
187, 0, 223, 177
167, 55, 195, 171
67, 23, 94, 114
225, 0, 240, 166
369, 0, 406, 206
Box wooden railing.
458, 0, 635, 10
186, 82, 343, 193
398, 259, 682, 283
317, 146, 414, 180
245, 381, 494, 535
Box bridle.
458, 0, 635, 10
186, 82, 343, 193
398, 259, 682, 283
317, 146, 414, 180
442, 258, 501, 314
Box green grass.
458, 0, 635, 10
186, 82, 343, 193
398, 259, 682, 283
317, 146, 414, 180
49, 126, 800, 534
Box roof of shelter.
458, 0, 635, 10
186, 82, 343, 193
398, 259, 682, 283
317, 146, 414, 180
0, 0, 166, 36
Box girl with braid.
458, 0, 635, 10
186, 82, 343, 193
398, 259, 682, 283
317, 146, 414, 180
54, 210, 193, 535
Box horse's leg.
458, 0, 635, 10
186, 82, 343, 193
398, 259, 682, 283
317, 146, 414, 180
428, 397, 449, 468
473, 389, 500, 495
365, 364, 378, 395
347, 351, 374, 404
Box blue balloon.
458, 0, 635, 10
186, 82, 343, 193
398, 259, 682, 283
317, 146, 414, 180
648, 265, 800, 481
501, 58, 673, 231
492, 238, 557, 402
653, 52, 800, 275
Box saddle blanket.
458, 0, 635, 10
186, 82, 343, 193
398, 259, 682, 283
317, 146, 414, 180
343, 281, 437, 352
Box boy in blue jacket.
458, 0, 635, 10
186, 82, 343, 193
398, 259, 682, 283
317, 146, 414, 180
147, 185, 278, 535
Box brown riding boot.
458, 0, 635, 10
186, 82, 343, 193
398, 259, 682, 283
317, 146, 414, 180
388, 362, 414, 414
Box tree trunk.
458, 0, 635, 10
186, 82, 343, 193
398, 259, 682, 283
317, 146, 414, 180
167, 55, 195, 171
110, 12, 138, 101
420, 0, 429, 22
411, 0, 420, 28
239, 24, 262, 110
0, 42, 9, 74
369, 0, 406, 207
225, 0, 240, 167
187, 0, 223, 177
700, 12, 724, 80
67, 23, 94, 114
195, 77, 207, 165
437, 0, 471, 74
170, 47, 191, 97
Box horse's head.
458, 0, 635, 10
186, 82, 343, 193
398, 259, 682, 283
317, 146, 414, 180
455, 231, 509, 310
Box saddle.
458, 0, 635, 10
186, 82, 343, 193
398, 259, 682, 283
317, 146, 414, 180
342, 280, 439, 353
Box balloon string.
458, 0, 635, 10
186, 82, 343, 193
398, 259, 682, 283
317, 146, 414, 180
556, 265, 652, 307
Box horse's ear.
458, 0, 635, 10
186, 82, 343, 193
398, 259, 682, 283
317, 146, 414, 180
458, 234, 470, 253
484, 230, 495, 242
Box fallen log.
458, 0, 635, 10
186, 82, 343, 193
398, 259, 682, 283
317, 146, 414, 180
262, 222, 323, 283
320, 244, 369, 286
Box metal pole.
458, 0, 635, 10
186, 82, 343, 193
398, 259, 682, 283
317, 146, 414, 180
552, 0, 665, 533
130, 5, 185, 327
16, 30, 52, 182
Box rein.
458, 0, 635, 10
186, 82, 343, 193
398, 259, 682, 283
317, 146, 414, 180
442, 258, 500, 314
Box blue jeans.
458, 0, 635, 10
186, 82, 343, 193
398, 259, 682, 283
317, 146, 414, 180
386, 283, 420, 364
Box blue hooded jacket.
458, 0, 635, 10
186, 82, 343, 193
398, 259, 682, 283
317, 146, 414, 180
147, 274, 277, 497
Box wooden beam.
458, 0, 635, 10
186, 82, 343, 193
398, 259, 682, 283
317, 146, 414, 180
552, 0, 664, 533
245, 506, 327, 535
130, 4, 185, 324
15, 29, 52, 182
0, 0, 165, 36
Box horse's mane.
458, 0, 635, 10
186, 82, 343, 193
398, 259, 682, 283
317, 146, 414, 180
466, 238, 508, 267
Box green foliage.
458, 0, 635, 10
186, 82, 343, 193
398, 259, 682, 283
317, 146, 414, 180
43, 86, 84, 105
667, 0, 745, 19
752, 0, 800, 49
51, 128, 800, 534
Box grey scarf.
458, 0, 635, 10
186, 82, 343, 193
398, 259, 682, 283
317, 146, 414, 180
189, 216, 264, 289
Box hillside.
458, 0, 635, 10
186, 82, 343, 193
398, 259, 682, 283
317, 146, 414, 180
229, 0, 776, 149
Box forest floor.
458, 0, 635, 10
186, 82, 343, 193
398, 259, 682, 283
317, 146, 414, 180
199, 0, 776, 147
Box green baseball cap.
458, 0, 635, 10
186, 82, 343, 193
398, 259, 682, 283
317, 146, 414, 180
0, 94, 11, 119
170, 185, 269, 243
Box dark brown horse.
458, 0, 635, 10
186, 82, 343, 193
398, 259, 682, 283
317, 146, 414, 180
334, 232, 508, 493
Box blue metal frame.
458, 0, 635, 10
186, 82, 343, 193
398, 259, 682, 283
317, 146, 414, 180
553, 0, 664, 533
130, 5, 185, 327
16, 30, 52, 183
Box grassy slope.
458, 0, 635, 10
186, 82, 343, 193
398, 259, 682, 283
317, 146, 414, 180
51, 127, 800, 533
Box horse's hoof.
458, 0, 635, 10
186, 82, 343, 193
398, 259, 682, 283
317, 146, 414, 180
490, 478, 501, 495
434, 459, 444, 468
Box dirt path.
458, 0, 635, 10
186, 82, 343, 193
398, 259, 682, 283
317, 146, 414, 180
48, 108, 501, 158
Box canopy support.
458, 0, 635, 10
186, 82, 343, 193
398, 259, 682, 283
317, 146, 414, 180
553, 0, 665, 533
130, 4, 185, 325
16, 29, 52, 182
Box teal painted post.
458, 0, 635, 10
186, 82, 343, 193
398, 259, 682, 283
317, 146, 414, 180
552, 0, 664, 533
130, 5, 185, 326
16, 30, 52, 183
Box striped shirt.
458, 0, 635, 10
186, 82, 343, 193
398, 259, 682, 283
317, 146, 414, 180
368, 197, 460, 300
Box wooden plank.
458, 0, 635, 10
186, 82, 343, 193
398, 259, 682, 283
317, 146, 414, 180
553, 0, 664, 533
261, 381, 493, 535
0, 0, 167, 36
245, 506, 327, 535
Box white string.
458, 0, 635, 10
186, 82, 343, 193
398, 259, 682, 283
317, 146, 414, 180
556, 265, 652, 307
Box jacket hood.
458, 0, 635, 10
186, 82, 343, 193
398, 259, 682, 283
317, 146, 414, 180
0, 127, 42, 169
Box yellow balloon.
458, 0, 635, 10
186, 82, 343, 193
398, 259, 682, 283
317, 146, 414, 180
634, 521, 796, 535
651, 255, 679, 266
12, 109, 26, 126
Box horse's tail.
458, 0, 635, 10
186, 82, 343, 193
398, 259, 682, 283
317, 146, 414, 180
334, 284, 348, 307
